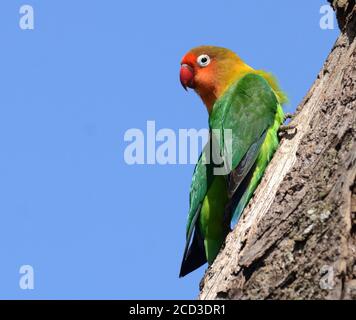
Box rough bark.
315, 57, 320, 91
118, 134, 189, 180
199, 1, 356, 300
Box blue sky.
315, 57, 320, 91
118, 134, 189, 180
0, 1, 338, 299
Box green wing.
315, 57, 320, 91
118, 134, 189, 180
210, 73, 278, 169
185, 144, 212, 238
209, 73, 279, 222
179, 143, 213, 277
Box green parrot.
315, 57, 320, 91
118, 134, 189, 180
179, 46, 287, 277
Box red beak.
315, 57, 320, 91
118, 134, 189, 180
180, 64, 195, 91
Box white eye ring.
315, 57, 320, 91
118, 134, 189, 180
197, 54, 211, 67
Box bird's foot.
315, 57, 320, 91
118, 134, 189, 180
279, 124, 297, 139
284, 112, 295, 121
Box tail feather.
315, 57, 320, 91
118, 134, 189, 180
179, 227, 207, 278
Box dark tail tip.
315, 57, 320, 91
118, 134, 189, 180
179, 229, 207, 278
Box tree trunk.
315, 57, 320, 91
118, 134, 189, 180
199, 0, 356, 300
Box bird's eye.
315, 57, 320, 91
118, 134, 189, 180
197, 54, 211, 67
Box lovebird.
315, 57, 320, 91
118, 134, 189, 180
179, 46, 287, 277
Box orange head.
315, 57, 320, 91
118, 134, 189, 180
180, 46, 252, 113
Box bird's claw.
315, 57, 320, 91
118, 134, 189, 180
284, 113, 295, 121
279, 124, 297, 139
